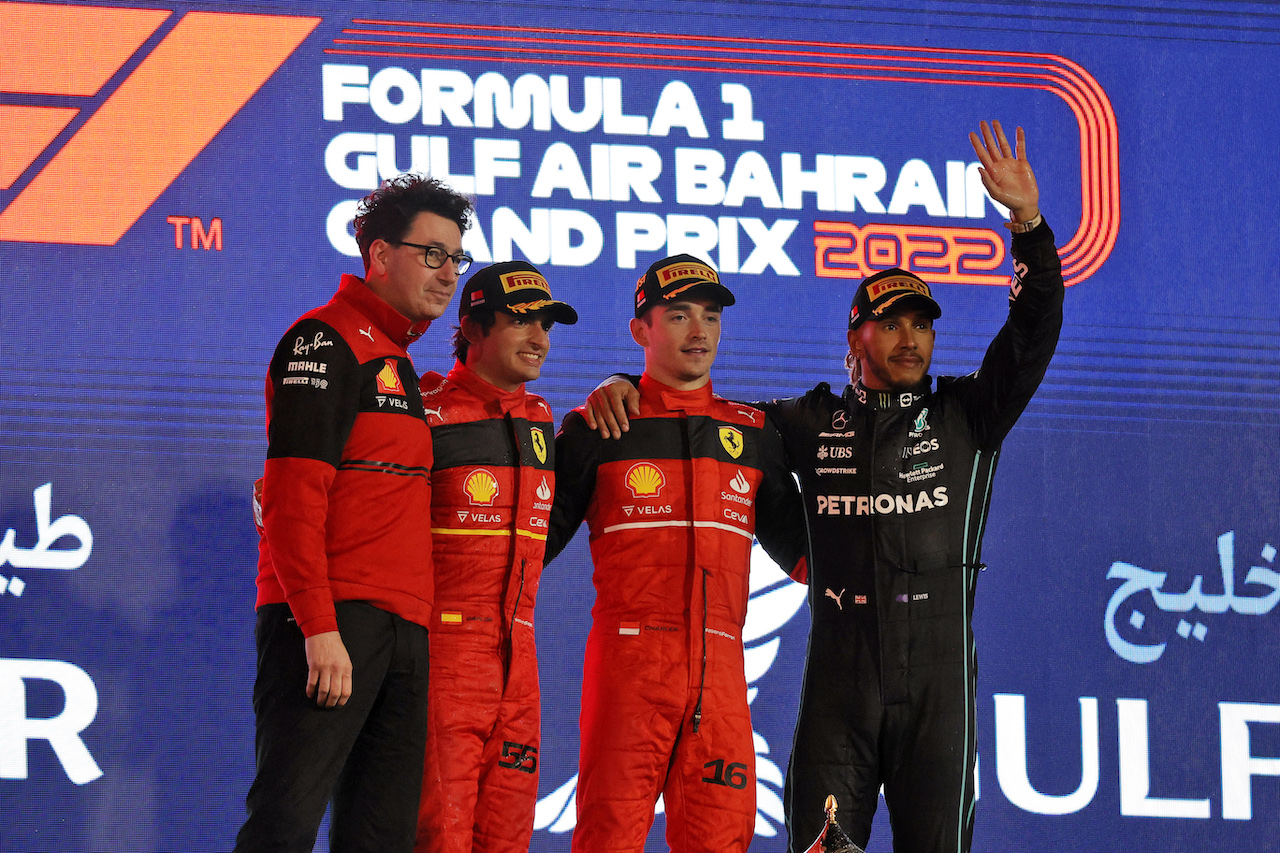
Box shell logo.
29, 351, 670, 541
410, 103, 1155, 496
625, 462, 665, 498
464, 468, 499, 506
376, 359, 404, 394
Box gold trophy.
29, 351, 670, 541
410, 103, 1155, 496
817, 794, 864, 853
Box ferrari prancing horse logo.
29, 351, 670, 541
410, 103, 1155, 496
530, 427, 548, 464
719, 426, 744, 459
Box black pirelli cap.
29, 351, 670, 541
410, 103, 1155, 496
460, 261, 578, 324
848, 268, 941, 330
634, 254, 735, 318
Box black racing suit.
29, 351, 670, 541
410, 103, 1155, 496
766, 220, 1063, 853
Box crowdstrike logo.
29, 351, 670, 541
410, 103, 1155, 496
0, 3, 318, 245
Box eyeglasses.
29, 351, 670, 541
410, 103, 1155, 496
396, 241, 473, 274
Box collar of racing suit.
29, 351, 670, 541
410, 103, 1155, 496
336, 272, 431, 346
845, 379, 931, 411
444, 358, 529, 416
639, 371, 715, 412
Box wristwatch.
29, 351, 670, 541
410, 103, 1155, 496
1004, 212, 1044, 233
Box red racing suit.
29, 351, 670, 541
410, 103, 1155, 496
546, 373, 808, 853
415, 360, 556, 853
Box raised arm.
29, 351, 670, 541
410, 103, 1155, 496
969, 120, 1040, 226
953, 121, 1063, 448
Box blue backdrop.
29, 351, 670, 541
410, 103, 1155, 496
1, 1, 1277, 850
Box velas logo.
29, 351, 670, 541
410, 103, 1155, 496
0, 3, 318, 245
499, 270, 551, 295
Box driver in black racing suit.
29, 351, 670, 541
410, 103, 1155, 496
769, 121, 1063, 853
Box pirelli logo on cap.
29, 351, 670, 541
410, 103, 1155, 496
867, 275, 932, 301
499, 270, 551, 295
658, 261, 719, 287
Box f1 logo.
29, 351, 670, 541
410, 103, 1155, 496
0, 2, 318, 245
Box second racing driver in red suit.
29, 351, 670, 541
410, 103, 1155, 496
416, 261, 578, 853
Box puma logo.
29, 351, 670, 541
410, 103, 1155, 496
424, 407, 443, 420
359, 326, 375, 342
825, 588, 846, 610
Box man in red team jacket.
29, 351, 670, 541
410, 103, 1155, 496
235, 174, 473, 853
546, 255, 808, 853
415, 261, 578, 853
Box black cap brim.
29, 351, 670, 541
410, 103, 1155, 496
685, 282, 736, 308
874, 292, 941, 321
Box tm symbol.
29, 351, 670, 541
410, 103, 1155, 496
166, 215, 223, 250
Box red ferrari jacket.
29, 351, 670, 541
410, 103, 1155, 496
255, 273, 434, 636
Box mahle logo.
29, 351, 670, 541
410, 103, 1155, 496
0, 2, 317, 246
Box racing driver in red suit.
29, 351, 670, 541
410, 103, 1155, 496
415, 261, 578, 853
545, 255, 808, 853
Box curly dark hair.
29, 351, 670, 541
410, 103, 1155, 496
451, 307, 497, 363
353, 174, 473, 272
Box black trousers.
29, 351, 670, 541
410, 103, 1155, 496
785, 619, 977, 853
234, 601, 430, 853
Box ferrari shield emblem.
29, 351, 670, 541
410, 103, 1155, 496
718, 426, 744, 459
530, 427, 548, 464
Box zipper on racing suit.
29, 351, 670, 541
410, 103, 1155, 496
691, 566, 708, 733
